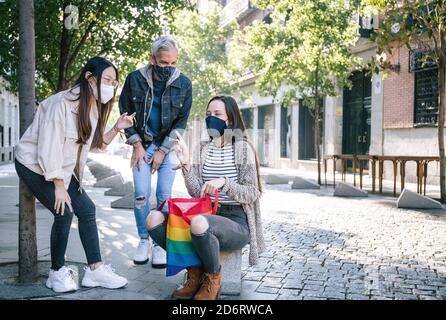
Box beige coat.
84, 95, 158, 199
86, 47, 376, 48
15, 86, 101, 191
182, 139, 266, 265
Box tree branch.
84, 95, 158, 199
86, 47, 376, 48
66, 2, 105, 70
38, 68, 57, 94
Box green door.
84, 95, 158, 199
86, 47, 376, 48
342, 71, 371, 156
298, 100, 316, 160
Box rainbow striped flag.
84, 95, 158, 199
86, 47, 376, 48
162, 193, 218, 277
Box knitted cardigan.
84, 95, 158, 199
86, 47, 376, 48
182, 139, 266, 265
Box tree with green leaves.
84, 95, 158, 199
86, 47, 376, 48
367, 0, 446, 201
243, 0, 362, 184
1, 0, 191, 283
172, 5, 241, 119
0, 0, 191, 99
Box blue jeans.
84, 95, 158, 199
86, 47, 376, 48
133, 143, 176, 239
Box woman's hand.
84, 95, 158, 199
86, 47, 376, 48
172, 130, 190, 170
115, 112, 136, 130
200, 178, 225, 198
54, 182, 73, 215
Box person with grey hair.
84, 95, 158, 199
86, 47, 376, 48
119, 35, 193, 267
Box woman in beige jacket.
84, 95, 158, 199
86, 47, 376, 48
15, 57, 135, 293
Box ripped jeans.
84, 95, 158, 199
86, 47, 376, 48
133, 142, 176, 239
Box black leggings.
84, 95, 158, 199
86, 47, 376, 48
148, 204, 250, 273
15, 160, 102, 270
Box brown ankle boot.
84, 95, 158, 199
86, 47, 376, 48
193, 271, 221, 300
172, 267, 204, 299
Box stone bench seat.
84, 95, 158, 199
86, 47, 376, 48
220, 249, 242, 295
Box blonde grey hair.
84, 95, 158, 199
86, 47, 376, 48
151, 35, 178, 57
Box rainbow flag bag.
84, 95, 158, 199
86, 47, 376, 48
158, 191, 219, 276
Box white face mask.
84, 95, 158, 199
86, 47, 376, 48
92, 83, 115, 104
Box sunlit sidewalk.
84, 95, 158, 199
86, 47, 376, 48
1, 152, 446, 300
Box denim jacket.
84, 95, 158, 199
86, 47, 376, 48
118, 64, 192, 153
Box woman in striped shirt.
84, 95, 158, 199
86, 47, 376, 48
147, 95, 264, 300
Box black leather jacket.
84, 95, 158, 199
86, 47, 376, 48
119, 64, 192, 153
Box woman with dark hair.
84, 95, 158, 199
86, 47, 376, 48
15, 56, 135, 293
146, 95, 265, 300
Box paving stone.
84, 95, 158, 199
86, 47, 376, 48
321, 290, 346, 299
262, 282, 283, 289
291, 177, 320, 190
93, 174, 124, 188
87, 162, 118, 180
394, 293, 418, 300
393, 287, 414, 295
346, 294, 370, 300
110, 193, 134, 209
413, 289, 437, 296
416, 285, 438, 291
262, 174, 292, 185
277, 288, 302, 299
304, 279, 325, 286
282, 282, 304, 291
303, 284, 324, 291
265, 272, 285, 278
104, 182, 134, 196
418, 295, 440, 300
299, 289, 325, 298
333, 182, 368, 197
397, 189, 442, 209
255, 285, 280, 294
110, 192, 156, 210
370, 295, 394, 300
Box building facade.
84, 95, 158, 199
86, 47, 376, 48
0, 77, 19, 165
216, 0, 443, 185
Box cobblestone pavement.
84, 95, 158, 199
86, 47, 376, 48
242, 183, 446, 300
1, 154, 446, 300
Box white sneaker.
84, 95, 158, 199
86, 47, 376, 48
151, 243, 166, 269
45, 266, 78, 293
133, 238, 151, 265
81, 264, 128, 289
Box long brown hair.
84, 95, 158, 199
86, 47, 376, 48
207, 95, 263, 193
70, 56, 118, 149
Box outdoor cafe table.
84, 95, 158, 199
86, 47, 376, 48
323, 154, 377, 191
324, 154, 439, 197
394, 156, 439, 196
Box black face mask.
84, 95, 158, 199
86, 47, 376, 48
153, 62, 175, 82
205, 115, 227, 138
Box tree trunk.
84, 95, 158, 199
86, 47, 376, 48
315, 98, 322, 185
314, 53, 322, 185
438, 34, 445, 202
57, 10, 70, 92
18, 0, 38, 283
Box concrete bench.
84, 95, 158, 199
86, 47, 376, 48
220, 249, 242, 295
